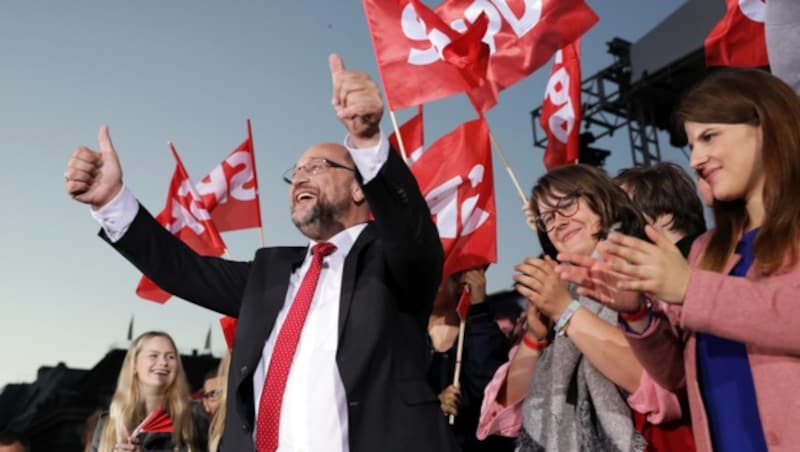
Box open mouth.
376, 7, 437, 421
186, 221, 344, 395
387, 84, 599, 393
294, 191, 317, 205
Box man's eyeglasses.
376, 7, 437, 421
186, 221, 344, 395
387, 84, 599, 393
533, 192, 582, 232
282, 157, 355, 184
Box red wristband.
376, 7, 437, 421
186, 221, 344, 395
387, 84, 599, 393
521, 333, 547, 351
620, 303, 649, 322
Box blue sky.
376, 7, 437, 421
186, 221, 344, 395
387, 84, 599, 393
0, 0, 689, 388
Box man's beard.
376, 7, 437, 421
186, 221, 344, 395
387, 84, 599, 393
291, 197, 348, 239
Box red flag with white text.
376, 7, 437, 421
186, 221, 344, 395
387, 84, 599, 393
136, 145, 227, 303
411, 118, 496, 278
362, 0, 597, 111
705, 0, 768, 68
389, 106, 426, 164
196, 120, 262, 232
540, 40, 582, 170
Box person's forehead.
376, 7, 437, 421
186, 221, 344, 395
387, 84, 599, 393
141, 337, 174, 352
538, 189, 568, 207
297, 143, 348, 164
204, 376, 221, 389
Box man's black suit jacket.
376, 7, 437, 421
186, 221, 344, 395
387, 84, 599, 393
104, 149, 459, 452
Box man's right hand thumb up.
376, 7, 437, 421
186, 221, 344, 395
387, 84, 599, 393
65, 125, 123, 209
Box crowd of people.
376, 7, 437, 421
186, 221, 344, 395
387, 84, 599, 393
49, 10, 800, 450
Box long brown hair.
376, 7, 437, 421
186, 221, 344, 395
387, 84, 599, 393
530, 164, 647, 258
98, 331, 196, 451
675, 68, 800, 274
208, 351, 231, 452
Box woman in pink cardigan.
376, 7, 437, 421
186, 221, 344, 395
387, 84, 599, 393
560, 69, 800, 451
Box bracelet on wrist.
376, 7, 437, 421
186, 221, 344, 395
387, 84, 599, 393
619, 302, 649, 322
554, 300, 582, 336
521, 333, 547, 351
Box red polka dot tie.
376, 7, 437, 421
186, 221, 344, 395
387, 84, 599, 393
255, 242, 336, 452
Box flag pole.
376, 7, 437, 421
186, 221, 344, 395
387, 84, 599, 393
388, 110, 410, 166
246, 119, 266, 248
488, 130, 528, 205
449, 317, 467, 425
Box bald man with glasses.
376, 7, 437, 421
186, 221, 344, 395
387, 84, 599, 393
65, 54, 456, 452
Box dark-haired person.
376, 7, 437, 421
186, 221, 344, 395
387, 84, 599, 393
566, 68, 800, 451
427, 267, 514, 452
478, 164, 687, 451
614, 162, 707, 257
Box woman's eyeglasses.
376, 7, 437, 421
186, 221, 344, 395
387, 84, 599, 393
533, 192, 581, 232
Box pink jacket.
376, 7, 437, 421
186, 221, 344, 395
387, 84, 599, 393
477, 345, 685, 440
625, 231, 800, 451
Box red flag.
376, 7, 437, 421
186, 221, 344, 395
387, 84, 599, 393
389, 106, 425, 164
219, 316, 238, 351
196, 120, 262, 232
408, 0, 495, 112
132, 406, 173, 435
540, 40, 582, 170
136, 145, 227, 303
705, 0, 768, 68
456, 287, 471, 321
411, 118, 496, 278
362, 0, 597, 111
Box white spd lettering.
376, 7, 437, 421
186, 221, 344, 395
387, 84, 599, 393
195, 150, 256, 208
425, 164, 490, 239
403, 0, 542, 65
544, 65, 575, 144
168, 201, 206, 235
738, 0, 766, 23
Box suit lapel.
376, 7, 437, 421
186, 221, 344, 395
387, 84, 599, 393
240, 247, 307, 383
338, 223, 377, 340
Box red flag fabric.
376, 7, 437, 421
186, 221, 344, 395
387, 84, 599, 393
705, 0, 768, 68
407, 0, 495, 112
133, 406, 173, 435
220, 316, 238, 351
540, 40, 582, 170
362, 0, 598, 111
389, 106, 425, 164
456, 287, 471, 321
196, 120, 262, 232
136, 145, 227, 303
411, 118, 496, 278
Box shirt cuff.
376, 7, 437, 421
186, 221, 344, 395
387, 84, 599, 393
89, 185, 139, 242
344, 131, 389, 184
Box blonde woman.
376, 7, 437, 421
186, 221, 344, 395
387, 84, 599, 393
208, 351, 230, 452
90, 331, 204, 451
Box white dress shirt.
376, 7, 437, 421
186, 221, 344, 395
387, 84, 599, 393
92, 133, 390, 452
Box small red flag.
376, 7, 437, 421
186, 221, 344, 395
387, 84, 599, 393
132, 406, 173, 436
540, 40, 582, 170
219, 316, 238, 351
705, 0, 768, 68
136, 144, 227, 303
456, 287, 471, 321
196, 119, 262, 232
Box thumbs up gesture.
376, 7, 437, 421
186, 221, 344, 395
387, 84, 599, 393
65, 125, 124, 209
329, 53, 383, 148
